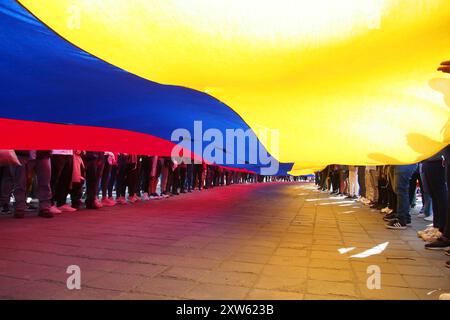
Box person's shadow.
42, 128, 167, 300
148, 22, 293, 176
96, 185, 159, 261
367, 77, 450, 164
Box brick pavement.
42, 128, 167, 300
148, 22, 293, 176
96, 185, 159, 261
0, 182, 448, 300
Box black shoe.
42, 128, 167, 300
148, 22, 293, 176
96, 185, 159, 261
446, 261, 450, 268
425, 237, 450, 251
1, 204, 12, 215
13, 210, 25, 219
38, 210, 54, 218
85, 203, 101, 210
383, 212, 397, 222
385, 219, 407, 230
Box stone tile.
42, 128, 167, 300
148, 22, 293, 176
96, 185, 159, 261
0, 182, 448, 300
254, 276, 307, 292
358, 284, 419, 300
402, 275, 450, 290
308, 268, 353, 282
355, 272, 408, 288
183, 283, 249, 300
306, 280, 357, 297
216, 261, 264, 274
200, 270, 259, 288
246, 289, 304, 300
261, 265, 308, 279
135, 276, 197, 297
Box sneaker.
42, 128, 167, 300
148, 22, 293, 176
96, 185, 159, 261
101, 198, 115, 207
424, 215, 433, 222
94, 199, 103, 208
142, 193, 150, 201
385, 219, 407, 230
439, 293, 450, 300
57, 204, 77, 212
38, 209, 54, 218
1, 203, 11, 214
421, 230, 442, 243
49, 205, 62, 214
86, 199, 102, 209
425, 237, 450, 250
117, 197, 127, 205
383, 212, 397, 222
417, 226, 436, 237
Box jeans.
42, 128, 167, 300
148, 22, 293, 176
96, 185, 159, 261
419, 164, 433, 217
422, 160, 448, 231
358, 166, 366, 197
393, 164, 418, 224
51, 154, 73, 207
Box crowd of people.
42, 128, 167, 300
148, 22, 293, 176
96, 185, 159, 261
0, 150, 299, 219
314, 145, 450, 268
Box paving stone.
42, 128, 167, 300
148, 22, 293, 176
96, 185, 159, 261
306, 280, 357, 297
246, 289, 304, 300
183, 283, 249, 300
0, 182, 448, 300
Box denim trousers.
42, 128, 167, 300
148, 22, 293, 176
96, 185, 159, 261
393, 164, 418, 224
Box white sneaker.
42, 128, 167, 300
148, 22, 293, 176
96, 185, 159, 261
439, 293, 450, 300
142, 193, 150, 201
57, 204, 77, 212
424, 215, 433, 222
49, 205, 62, 214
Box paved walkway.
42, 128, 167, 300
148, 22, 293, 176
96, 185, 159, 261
0, 182, 448, 300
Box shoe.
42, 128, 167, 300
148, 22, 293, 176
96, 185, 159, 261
38, 209, 54, 218
421, 229, 442, 243
86, 201, 102, 209
107, 197, 116, 206
417, 213, 425, 218
385, 219, 407, 230
49, 205, 62, 214
417, 226, 436, 237
94, 199, 103, 208
117, 197, 127, 205
424, 215, 433, 222
383, 212, 397, 222
13, 210, 25, 219
446, 261, 450, 268
1, 204, 12, 214
425, 237, 450, 250
381, 207, 390, 213
142, 193, 150, 201
128, 195, 137, 203
439, 293, 450, 300
57, 204, 77, 212
101, 198, 115, 207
